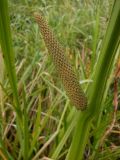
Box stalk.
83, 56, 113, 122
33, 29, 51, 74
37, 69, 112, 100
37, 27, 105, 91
66, 0, 120, 159
0, 0, 24, 158
0, 0, 22, 119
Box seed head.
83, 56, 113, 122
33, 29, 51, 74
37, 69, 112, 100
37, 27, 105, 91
34, 13, 87, 110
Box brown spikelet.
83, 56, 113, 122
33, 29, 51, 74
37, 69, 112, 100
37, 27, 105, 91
34, 13, 87, 110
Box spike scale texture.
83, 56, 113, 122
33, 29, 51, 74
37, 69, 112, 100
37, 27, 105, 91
34, 13, 87, 110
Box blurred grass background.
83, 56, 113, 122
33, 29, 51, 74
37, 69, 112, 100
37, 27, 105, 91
0, 0, 120, 160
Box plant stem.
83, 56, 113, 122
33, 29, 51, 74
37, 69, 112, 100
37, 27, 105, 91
66, 0, 120, 159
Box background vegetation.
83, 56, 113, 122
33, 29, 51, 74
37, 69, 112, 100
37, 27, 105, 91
0, 0, 120, 160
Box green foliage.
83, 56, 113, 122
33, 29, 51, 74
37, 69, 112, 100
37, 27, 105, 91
0, 0, 119, 160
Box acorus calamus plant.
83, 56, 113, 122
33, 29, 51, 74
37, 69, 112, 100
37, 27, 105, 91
34, 0, 120, 159
35, 1, 120, 160
0, 0, 120, 160
66, 0, 120, 160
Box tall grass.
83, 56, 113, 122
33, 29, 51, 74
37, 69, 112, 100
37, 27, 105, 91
0, 0, 30, 160
0, 0, 119, 160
